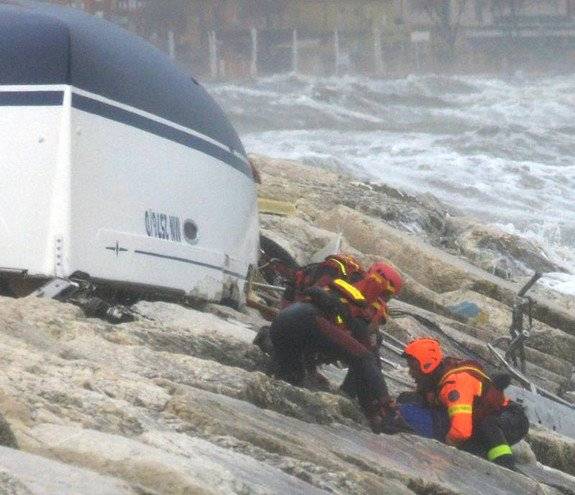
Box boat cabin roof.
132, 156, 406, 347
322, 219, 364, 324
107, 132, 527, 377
0, 1, 248, 167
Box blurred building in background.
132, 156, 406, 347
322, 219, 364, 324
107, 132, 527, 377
50, 0, 575, 78
394, 0, 575, 73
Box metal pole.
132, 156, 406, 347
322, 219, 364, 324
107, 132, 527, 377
250, 28, 258, 78
250, 281, 286, 293
209, 31, 218, 79
334, 29, 340, 76
168, 30, 176, 60
292, 28, 299, 74
372, 21, 383, 75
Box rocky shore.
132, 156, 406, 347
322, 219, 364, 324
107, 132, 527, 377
0, 154, 573, 494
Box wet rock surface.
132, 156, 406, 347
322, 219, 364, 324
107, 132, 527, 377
0, 295, 572, 494
0, 155, 573, 493
256, 155, 575, 385
0, 446, 139, 495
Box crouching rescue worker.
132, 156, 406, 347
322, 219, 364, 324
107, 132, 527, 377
254, 253, 366, 374
402, 338, 529, 469
269, 262, 406, 434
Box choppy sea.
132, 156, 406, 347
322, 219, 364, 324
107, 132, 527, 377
209, 74, 575, 296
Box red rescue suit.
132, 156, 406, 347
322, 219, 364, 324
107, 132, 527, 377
281, 255, 365, 309
270, 272, 402, 433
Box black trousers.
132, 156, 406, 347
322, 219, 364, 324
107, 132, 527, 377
269, 302, 389, 409
463, 402, 529, 457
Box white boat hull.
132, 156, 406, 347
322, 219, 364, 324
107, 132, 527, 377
0, 85, 259, 303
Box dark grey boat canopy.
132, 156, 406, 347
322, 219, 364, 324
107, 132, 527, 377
0, 0, 247, 159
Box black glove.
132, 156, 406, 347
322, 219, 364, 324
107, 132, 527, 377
493, 373, 512, 391
365, 398, 413, 435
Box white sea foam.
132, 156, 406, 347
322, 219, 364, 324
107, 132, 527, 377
540, 272, 575, 296
210, 74, 575, 297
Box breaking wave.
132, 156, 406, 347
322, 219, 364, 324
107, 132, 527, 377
209, 73, 575, 294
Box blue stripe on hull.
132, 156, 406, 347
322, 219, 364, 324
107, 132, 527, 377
72, 94, 251, 178
0, 89, 251, 178
0, 91, 63, 106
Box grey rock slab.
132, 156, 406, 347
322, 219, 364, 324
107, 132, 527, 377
444, 216, 562, 276
527, 427, 575, 476
140, 431, 332, 494
517, 463, 575, 495
28, 424, 329, 495
131, 301, 256, 343
203, 303, 269, 330
0, 445, 137, 495
127, 324, 266, 372
166, 384, 549, 495
510, 388, 575, 441
317, 205, 575, 336
252, 153, 457, 244
260, 217, 354, 266
0, 304, 357, 436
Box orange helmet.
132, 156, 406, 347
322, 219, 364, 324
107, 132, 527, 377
367, 262, 402, 299
403, 338, 443, 374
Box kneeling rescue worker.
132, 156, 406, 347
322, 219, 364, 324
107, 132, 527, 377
269, 260, 405, 433
402, 338, 529, 469
254, 253, 367, 375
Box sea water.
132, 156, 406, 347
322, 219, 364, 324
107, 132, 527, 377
209, 74, 575, 296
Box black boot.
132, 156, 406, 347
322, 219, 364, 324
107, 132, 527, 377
253, 325, 274, 355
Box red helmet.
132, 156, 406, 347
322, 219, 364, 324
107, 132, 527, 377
351, 272, 388, 305
403, 338, 443, 374
368, 262, 402, 297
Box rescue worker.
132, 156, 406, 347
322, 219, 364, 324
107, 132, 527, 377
269, 263, 406, 433
255, 253, 365, 379
338, 261, 401, 396
402, 338, 529, 469
280, 253, 365, 309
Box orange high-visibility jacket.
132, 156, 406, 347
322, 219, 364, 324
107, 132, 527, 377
436, 360, 508, 444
